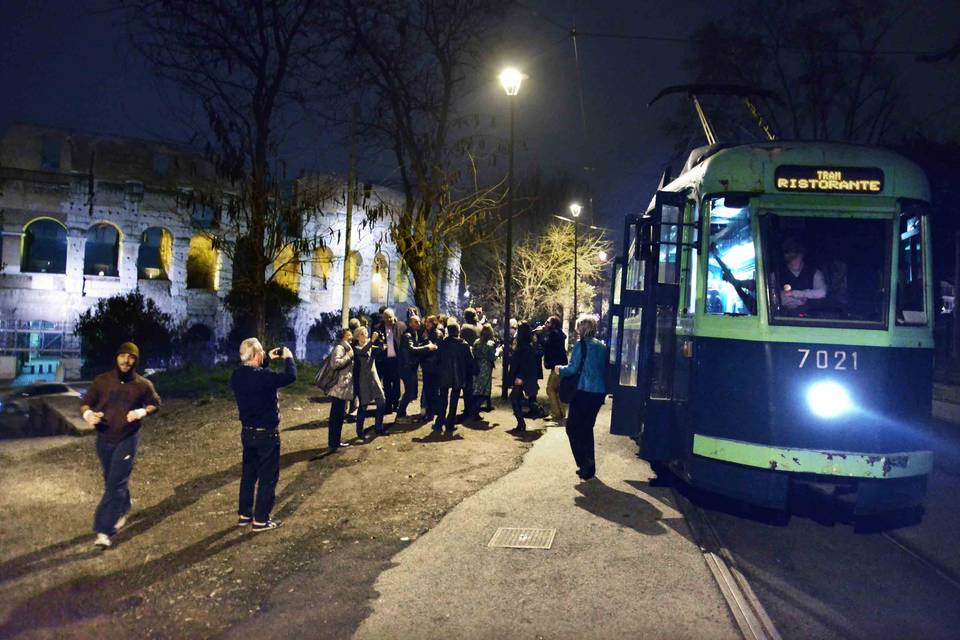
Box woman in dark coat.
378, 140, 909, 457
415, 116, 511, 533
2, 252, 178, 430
353, 326, 386, 438
509, 321, 541, 432
420, 315, 443, 422
434, 323, 473, 434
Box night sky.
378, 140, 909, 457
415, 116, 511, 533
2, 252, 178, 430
1, 1, 959, 239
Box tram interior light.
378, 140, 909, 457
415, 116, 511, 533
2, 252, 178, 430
807, 381, 853, 419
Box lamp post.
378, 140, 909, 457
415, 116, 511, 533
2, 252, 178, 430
499, 66, 525, 399
570, 202, 582, 341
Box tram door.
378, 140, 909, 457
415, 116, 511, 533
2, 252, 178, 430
609, 192, 687, 459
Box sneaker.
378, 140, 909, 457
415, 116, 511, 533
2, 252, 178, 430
238, 514, 253, 526
114, 514, 127, 530
251, 519, 283, 532
94, 533, 112, 549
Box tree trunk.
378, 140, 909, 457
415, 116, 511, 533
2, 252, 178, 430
409, 258, 438, 315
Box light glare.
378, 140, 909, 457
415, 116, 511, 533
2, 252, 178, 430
807, 381, 853, 419
499, 68, 525, 96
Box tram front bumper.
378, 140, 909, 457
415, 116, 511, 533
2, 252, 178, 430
687, 434, 932, 514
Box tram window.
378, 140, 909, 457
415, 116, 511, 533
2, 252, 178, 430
683, 202, 700, 315
613, 263, 623, 305
626, 253, 645, 292
619, 307, 642, 387
609, 315, 620, 364
763, 215, 888, 326
897, 211, 926, 325
650, 305, 676, 400
659, 205, 680, 285
706, 198, 756, 315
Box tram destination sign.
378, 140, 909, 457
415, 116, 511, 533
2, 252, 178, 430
775, 165, 884, 194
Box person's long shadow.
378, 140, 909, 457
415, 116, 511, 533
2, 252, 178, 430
0, 448, 322, 585
575, 478, 690, 539
0, 526, 249, 637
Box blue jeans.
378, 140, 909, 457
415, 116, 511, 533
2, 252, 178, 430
239, 428, 281, 522
94, 433, 139, 535
357, 398, 385, 436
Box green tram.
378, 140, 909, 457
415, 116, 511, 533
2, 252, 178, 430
607, 142, 933, 516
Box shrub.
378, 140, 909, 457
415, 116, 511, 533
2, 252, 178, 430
75, 292, 174, 377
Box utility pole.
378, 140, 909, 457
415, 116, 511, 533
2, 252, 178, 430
341, 104, 358, 329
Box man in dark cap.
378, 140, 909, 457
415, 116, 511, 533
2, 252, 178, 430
80, 342, 161, 550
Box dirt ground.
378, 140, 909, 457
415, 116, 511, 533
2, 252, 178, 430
0, 379, 541, 639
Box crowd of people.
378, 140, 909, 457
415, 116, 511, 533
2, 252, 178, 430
78, 307, 608, 547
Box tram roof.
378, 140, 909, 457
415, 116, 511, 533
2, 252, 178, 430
660, 141, 930, 204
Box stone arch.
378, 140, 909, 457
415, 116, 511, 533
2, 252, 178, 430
137, 226, 173, 280
372, 253, 389, 304
274, 244, 301, 293
20, 217, 67, 274
186, 234, 219, 291
84, 221, 122, 277
313, 246, 333, 290
347, 251, 362, 286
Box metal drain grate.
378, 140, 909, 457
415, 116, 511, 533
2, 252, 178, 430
488, 527, 556, 549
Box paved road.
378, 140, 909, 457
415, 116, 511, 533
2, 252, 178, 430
354, 406, 740, 640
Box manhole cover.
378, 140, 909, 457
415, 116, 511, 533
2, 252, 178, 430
488, 527, 556, 549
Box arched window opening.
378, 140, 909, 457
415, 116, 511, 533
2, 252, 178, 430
313, 246, 333, 290
274, 244, 301, 293
372, 253, 389, 304
21, 218, 67, 274
394, 259, 411, 304
137, 227, 173, 280
186, 234, 218, 291
347, 251, 362, 286
84, 223, 121, 277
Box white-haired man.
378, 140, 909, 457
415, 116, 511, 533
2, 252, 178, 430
230, 338, 296, 532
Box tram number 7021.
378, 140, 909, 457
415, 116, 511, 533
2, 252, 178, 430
797, 348, 859, 370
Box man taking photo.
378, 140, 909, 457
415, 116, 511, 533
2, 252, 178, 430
230, 338, 296, 532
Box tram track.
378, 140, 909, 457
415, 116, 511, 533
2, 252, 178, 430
672, 480, 960, 640
671, 487, 782, 640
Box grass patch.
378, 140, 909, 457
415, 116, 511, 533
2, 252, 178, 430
151, 361, 321, 399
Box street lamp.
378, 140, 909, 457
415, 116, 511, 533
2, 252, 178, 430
570, 202, 582, 341
598, 250, 608, 262
500, 66, 525, 399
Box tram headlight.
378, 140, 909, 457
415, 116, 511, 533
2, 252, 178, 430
806, 381, 853, 419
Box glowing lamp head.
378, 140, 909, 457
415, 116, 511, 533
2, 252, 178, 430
499, 68, 525, 96
598, 250, 608, 261
806, 381, 853, 419
569, 202, 582, 217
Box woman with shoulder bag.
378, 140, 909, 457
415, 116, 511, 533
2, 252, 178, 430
326, 328, 355, 451
554, 314, 608, 481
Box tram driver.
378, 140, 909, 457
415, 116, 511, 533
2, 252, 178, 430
779, 238, 827, 312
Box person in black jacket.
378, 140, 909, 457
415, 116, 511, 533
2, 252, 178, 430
420, 316, 443, 422
434, 323, 472, 434
397, 316, 437, 418
538, 316, 568, 421
458, 309, 480, 422
372, 308, 403, 413
509, 321, 541, 432
230, 338, 297, 532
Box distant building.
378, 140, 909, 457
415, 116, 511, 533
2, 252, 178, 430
0, 124, 459, 381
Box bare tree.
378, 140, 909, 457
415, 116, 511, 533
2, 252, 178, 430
511, 223, 611, 323
115, 0, 334, 336
328, 0, 512, 314
684, 0, 907, 144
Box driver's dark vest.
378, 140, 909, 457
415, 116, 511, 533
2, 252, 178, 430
780, 264, 816, 291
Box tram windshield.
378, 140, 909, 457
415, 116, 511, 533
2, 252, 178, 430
706, 198, 757, 315
761, 214, 889, 326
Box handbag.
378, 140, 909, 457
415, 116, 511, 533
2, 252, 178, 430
558, 340, 588, 404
